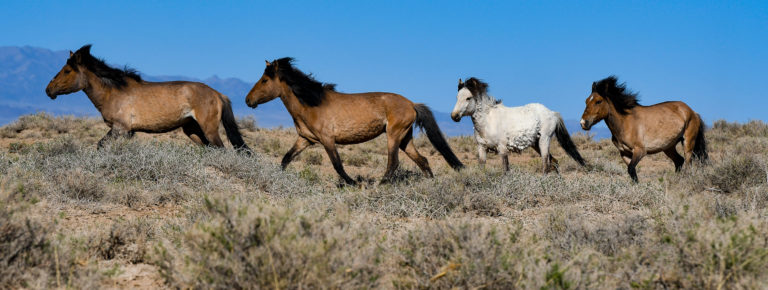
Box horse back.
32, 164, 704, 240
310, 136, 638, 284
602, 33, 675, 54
327, 91, 415, 118
639, 101, 697, 121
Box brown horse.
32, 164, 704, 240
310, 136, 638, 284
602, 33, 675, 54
580, 76, 707, 182
46, 45, 250, 152
245, 58, 463, 184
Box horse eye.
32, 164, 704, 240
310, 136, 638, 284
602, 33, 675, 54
466, 97, 471, 101
595, 100, 602, 104
261, 79, 267, 84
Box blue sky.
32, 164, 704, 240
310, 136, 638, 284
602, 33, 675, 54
2, 1, 766, 122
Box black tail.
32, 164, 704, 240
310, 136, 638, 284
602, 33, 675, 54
692, 115, 708, 162
554, 116, 586, 167
220, 95, 252, 154
413, 104, 464, 170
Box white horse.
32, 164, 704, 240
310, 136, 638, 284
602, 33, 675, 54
451, 77, 586, 172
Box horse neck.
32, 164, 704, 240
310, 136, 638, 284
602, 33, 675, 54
469, 95, 496, 136
603, 104, 628, 136
81, 71, 116, 112
278, 85, 310, 117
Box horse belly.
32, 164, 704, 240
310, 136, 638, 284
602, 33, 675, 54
642, 125, 683, 154
334, 121, 386, 144
495, 124, 538, 152
506, 130, 538, 152
644, 135, 680, 154
123, 103, 189, 133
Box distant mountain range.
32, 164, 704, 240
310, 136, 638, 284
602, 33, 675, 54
0, 45, 609, 138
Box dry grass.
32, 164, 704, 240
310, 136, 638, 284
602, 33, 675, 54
0, 113, 767, 289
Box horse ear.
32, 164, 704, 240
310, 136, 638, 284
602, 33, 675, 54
69, 51, 74, 57
265, 60, 271, 66
458, 78, 463, 86
592, 82, 597, 91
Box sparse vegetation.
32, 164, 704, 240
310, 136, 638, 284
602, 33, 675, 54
0, 113, 767, 288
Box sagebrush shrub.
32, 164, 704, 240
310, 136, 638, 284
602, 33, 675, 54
709, 155, 766, 192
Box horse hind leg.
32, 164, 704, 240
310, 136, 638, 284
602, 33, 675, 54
681, 118, 702, 168
182, 121, 210, 146
536, 137, 558, 174
199, 120, 225, 147
382, 128, 409, 182
663, 147, 685, 172
399, 129, 433, 178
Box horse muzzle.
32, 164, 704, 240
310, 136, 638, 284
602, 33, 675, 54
450, 113, 461, 122
580, 118, 593, 130
45, 88, 57, 100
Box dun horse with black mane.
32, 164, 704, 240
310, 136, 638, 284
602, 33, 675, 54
246, 58, 463, 185
46, 45, 250, 152
581, 76, 707, 182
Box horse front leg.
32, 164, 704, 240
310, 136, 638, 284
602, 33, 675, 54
97, 126, 133, 149
627, 148, 646, 182
281, 137, 313, 170
501, 153, 510, 172
97, 129, 115, 149
320, 141, 356, 185
477, 145, 487, 167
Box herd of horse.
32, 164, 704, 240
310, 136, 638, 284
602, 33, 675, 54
44, 45, 708, 184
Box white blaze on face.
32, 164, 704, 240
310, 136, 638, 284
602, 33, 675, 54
452, 87, 473, 118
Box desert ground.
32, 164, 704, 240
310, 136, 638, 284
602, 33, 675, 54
1, 112, 767, 289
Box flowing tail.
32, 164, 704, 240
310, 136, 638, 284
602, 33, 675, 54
692, 114, 708, 162
219, 94, 252, 154
413, 104, 464, 170
554, 115, 586, 167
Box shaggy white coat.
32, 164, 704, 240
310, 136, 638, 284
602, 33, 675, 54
452, 87, 562, 167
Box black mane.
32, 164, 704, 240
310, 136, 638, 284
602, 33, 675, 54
593, 76, 640, 113
267, 57, 335, 107
459, 77, 488, 96
459, 77, 500, 104
69, 45, 142, 88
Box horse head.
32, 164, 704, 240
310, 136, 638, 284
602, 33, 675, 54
581, 76, 639, 130
452, 77, 489, 122
580, 82, 610, 130
46, 45, 91, 99
246, 60, 285, 108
